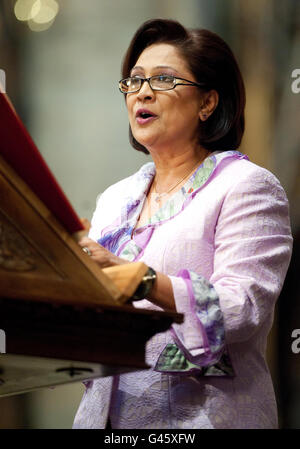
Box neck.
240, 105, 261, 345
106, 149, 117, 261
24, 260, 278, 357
149, 145, 210, 193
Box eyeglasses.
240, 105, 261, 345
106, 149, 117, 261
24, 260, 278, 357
118, 75, 206, 94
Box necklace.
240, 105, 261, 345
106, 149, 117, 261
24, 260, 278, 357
153, 158, 204, 203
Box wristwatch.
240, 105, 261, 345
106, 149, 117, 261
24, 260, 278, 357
131, 266, 157, 301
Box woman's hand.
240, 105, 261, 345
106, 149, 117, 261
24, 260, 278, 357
78, 236, 129, 268
79, 238, 176, 311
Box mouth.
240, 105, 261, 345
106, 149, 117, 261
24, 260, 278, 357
135, 109, 157, 125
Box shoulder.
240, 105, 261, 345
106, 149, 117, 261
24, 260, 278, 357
212, 155, 291, 235
211, 155, 292, 253
213, 153, 287, 200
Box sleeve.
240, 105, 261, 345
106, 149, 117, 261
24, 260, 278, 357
88, 193, 105, 241
87, 176, 134, 242
154, 167, 293, 375
210, 168, 292, 344
88, 187, 121, 242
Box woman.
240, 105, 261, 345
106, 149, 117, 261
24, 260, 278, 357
73, 19, 293, 429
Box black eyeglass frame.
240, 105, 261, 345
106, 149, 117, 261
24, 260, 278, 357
118, 75, 207, 94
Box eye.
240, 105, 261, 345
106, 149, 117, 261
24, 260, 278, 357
156, 75, 174, 81
151, 75, 175, 89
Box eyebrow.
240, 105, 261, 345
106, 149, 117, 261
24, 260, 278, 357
130, 65, 181, 75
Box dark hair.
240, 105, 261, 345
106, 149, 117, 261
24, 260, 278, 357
121, 19, 246, 155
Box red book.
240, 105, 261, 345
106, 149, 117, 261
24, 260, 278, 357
0, 93, 84, 234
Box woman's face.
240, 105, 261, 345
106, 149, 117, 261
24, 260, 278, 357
126, 43, 204, 153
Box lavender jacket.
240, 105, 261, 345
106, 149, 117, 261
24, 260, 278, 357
73, 151, 293, 429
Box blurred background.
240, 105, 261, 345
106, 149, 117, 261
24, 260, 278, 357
0, 0, 299, 428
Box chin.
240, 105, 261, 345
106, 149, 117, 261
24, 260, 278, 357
132, 131, 158, 149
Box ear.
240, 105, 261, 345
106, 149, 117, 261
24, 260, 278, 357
199, 90, 219, 121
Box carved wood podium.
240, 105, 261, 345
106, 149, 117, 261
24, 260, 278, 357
0, 93, 183, 397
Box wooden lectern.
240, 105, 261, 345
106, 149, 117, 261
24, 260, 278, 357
0, 93, 183, 397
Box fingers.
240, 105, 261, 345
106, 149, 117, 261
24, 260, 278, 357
78, 237, 109, 266
77, 237, 127, 268
78, 236, 94, 248
78, 237, 103, 251
78, 237, 97, 257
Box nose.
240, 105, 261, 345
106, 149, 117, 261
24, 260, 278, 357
136, 78, 154, 101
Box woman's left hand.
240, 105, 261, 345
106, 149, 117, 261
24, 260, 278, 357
78, 237, 129, 268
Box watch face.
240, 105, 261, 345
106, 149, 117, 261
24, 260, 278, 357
132, 267, 156, 301
147, 267, 156, 279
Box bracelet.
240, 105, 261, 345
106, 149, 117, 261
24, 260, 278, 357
131, 266, 157, 301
